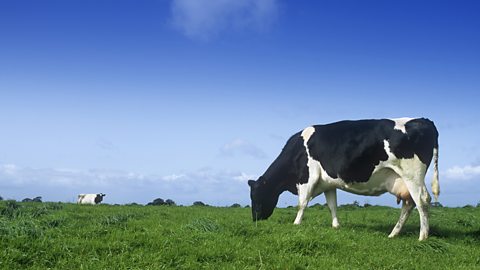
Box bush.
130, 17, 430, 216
230, 203, 241, 208
0, 195, 3, 201
165, 199, 176, 206
147, 198, 176, 206
431, 202, 443, 207
147, 198, 165, 206
193, 201, 206, 207
309, 203, 325, 209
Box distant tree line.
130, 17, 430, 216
3, 195, 474, 208
0, 196, 43, 203
22, 196, 43, 203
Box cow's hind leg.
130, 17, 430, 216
324, 189, 340, 228
388, 200, 414, 238
404, 180, 431, 241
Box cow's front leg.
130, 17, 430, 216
294, 183, 311, 224
325, 189, 340, 228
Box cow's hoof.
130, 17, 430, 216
332, 218, 340, 229
418, 236, 428, 241
418, 231, 428, 241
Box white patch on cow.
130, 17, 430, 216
301, 126, 315, 142
399, 155, 428, 185
383, 140, 395, 160
340, 168, 399, 196
391, 117, 414, 133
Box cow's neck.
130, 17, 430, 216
260, 157, 298, 196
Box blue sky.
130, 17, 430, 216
1, 0, 479, 207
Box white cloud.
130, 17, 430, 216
162, 174, 186, 181
1, 164, 17, 175
170, 0, 279, 40
220, 138, 267, 159
233, 172, 257, 182
444, 165, 480, 180
0, 165, 147, 188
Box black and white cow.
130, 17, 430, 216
248, 118, 439, 241
77, 193, 106, 205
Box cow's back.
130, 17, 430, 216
305, 118, 438, 183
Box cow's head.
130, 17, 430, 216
248, 177, 278, 221
95, 193, 106, 204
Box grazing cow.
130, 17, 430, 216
248, 118, 439, 241
77, 193, 106, 205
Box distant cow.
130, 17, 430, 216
77, 193, 106, 205
248, 118, 439, 241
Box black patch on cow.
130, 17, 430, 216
307, 120, 391, 183
389, 118, 438, 167
290, 134, 310, 186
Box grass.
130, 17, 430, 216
0, 201, 479, 269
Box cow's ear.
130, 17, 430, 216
248, 180, 255, 187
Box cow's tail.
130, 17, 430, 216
431, 141, 440, 203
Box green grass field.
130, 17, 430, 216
1, 201, 479, 269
